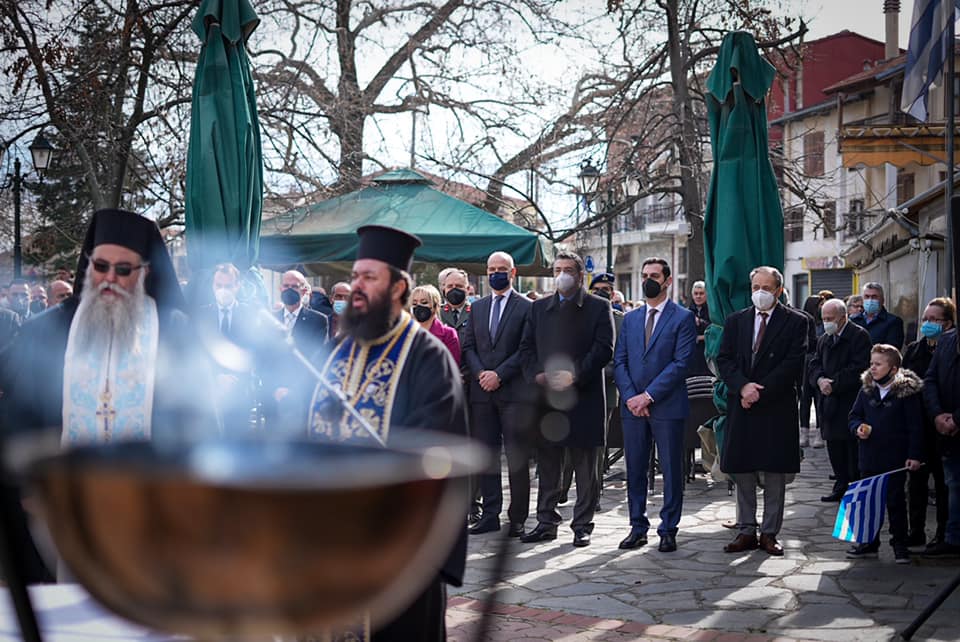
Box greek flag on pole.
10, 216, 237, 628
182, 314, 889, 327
901, 0, 960, 121
832, 472, 891, 544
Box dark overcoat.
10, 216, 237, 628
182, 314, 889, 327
519, 288, 614, 448
717, 303, 807, 473
807, 321, 872, 440
848, 369, 924, 474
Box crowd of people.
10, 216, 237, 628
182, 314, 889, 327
1, 206, 959, 640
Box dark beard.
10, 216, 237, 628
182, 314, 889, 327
342, 289, 395, 340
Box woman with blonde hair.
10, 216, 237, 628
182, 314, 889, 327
411, 284, 461, 365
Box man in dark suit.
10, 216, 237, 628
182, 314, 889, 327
439, 267, 471, 337
852, 282, 904, 348
923, 326, 960, 557
519, 251, 614, 547
718, 266, 807, 557
808, 298, 872, 502
203, 263, 261, 435
263, 269, 328, 433
614, 258, 697, 553
461, 251, 537, 537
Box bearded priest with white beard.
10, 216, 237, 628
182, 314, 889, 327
1, 208, 219, 583
3, 208, 218, 447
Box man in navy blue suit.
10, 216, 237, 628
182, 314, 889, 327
613, 257, 697, 553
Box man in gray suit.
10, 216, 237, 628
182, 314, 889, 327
461, 251, 537, 537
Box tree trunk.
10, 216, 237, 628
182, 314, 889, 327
665, 0, 705, 286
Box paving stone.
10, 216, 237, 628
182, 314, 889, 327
852, 591, 910, 609
701, 586, 795, 610
510, 568, 581, 590
525, 595, 653, 622
659, 608, 776, 632
771, 603, 875, 629
779, 574, 843, 595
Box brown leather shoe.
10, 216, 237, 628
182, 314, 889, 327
759, 533, 784, 556
723, 533, 759, 553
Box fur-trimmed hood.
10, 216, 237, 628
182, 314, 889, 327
860, 368, 924, 397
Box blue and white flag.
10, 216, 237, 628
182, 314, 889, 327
901, 0, 960, 121
832, 471, 895, 544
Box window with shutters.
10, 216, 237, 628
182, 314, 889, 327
784, 205, 803, 243
897, 170, 915, 204
804, 131, 824, 176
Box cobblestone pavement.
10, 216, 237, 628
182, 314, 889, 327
448, 444, 960, 641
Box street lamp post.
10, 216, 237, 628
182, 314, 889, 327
1, 132, 56, 278
578, 159, 643, 276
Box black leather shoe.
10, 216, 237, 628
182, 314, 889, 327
468, 517, 501, 535
507, 523, 525, 538
467, 511, 482, 525
658, 533, 677, 552
618, 531, 648, 549
821, 490, 845, 502
519, 524, 557, 543
572, 530, 591, 547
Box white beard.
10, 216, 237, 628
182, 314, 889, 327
72, 266, 148, 356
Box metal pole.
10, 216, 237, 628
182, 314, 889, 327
13, 157, 21, 279
947, 18, 958, 299
606, 216, 613, 273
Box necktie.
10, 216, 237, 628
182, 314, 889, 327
753, 312, 768, 353
220, 310, 230, 337
452, 309, 460, 326
645, 308, 658, 345
489, 295, 503, 338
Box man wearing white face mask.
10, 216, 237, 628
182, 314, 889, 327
519, 251, 614, 547
717, 266, 808, 556
808, 299, 872, 502
207, 263, 260, 434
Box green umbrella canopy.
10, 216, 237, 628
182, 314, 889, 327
703, 30, 784, 336
185, 0, 264, 271
259, 169, 551, 276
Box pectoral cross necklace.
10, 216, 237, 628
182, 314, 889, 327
95, 339, 117, 442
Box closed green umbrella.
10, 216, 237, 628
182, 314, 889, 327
185, 0, 263, 271
703, 30, 783, 339
701, 31, 784, 454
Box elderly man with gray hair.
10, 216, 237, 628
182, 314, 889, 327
808, 299, 873, 502
852, 282, 904, 348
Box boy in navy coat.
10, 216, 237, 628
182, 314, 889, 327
847, 344, 923, 563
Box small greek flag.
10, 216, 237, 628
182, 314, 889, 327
832, 471, 894, 544
901, 0, 960, 121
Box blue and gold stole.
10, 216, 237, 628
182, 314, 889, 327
309, 312, 419, 443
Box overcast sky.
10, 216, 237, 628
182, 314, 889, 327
801, 0, 916, 45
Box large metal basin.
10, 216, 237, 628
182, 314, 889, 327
27, 433, 485, 638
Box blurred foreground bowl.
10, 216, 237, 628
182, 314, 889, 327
28, 432, 486, 638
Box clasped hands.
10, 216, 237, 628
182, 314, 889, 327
478, 370, 501, 392
626, 392, 652, 417
739, 382, 764, 409
535, 370, 575, 391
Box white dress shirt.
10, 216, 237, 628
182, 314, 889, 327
488, 289, 512, 329
646, 298, 668, 336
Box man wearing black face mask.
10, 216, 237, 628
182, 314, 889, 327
461, 251, 537, 537
262, 270, 329, 433
613, 258, 697, 553
439, 267, 471, 336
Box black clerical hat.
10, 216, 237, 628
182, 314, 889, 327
74, 208, 186, 312
356, 225, 422, 272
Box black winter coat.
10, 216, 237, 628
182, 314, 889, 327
519, 288, 614, 447
717, 304, 808, 474
848, 369, 924, 474
922, 329, 960, 456
808, 322, 872, 440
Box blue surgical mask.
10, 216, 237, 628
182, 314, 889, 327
332, 300, 347, 315
863, 299, 880, 315
920, 320, 944, 340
